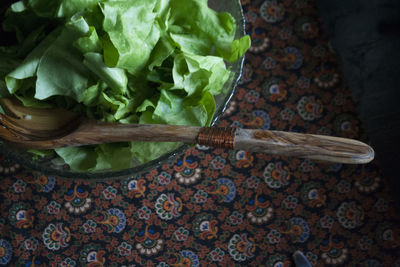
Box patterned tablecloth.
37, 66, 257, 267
1, 0, 400, 266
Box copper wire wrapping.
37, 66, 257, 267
196, 127, 236, 149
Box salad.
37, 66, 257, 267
0, 0, 250, 171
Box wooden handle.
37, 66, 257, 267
5, 121, 202, 149
0, 97, 375, 163
233, 129, 374, 164
4, 119, 374, 163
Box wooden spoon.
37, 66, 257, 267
0, 97, 374, 164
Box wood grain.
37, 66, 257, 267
0, 110, 374, 164
0, 119, 202, 149
234, 128, 374, 164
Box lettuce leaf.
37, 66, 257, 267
1, 0, 250, 171
100, 0, 160, 74
34, 17, 95, 101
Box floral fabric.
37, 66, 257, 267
1, 0, 400, 266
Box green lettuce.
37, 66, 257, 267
0, 0, 250, 171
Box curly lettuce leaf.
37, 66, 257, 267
21, 0, 102, 19
100, 0, 161, 74
33, 16, 99, 102
167, 0, 250, 62
5, 28, 60, 94
83, 52, 128, 94
172, 52, 230, 96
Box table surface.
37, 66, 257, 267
1, 0, 400, 266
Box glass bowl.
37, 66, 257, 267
0, 0, 246, 179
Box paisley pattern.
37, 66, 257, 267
246, 195, 273, 224
320, 236, 348, 265
297, 96, 324, 121
122, 177, 146, 198
263, 161, 291, 188
94, 208, 126, 233
155, 193, 183, 220
260, 0, 285, 23
228, 233, 256, 261
263, 78, 288, 102
174, 156, 201, 185
206, 178, 236, 203
192, 213, 219, 239
301, 182, 326, 207
79, 243, 106, 266
0, 0, 399, 265
281, 217, 310, 243
0, 239, 12, 265
337, 201, 364, 229
170, 250, 200, 267
64, 185, 92, 214
42, 223, 71, 250
135, 226, 164, 256
21, 172, 56, 192
8, 203, 34, 228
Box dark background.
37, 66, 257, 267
0, 0, 17, 45
317, 0, 400, 208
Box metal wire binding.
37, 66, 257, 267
196, 127, 236, 149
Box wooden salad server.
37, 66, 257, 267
0, 97, 374, 164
